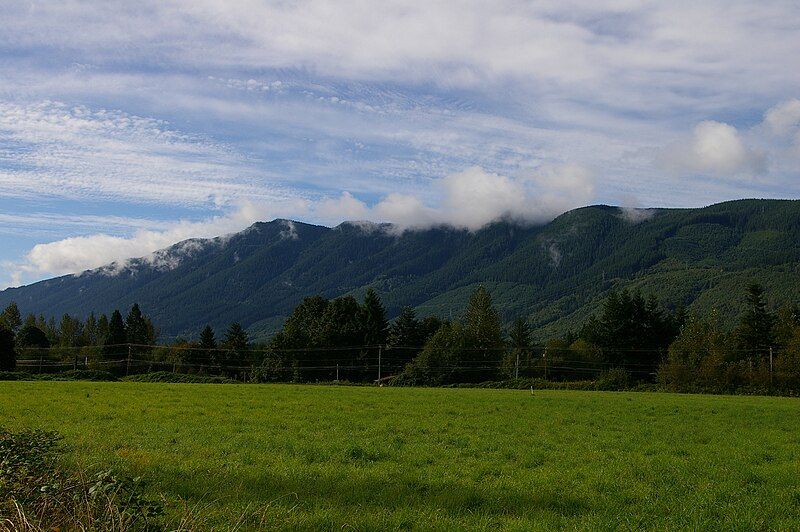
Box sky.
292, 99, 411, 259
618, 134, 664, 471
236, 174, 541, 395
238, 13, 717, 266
1, 0, 800, 288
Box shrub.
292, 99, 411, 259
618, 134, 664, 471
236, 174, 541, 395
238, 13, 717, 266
0, 426, 163, 530
596, 368, 632, 391
122, 371, 236, 384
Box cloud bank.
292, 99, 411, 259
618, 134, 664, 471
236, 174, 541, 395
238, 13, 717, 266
11, 165, 594, 283
15, 203, 272, 280
312, 165, 594, 231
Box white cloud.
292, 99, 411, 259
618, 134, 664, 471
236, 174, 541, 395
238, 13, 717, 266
656, 120, 767, 177
761, 99, 800, 159
311, 165, 594, 231
6, 163, 595, 285
315, 192, 371, 221
15, 202, 274, 279
0, 100, 289, 206
763, 99, 800, 136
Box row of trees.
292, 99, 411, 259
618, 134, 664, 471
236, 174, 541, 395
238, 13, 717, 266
3, 282, 800, 392
659, 284, 800, 391
0, 303, 157, 370
0, 302, 156, 351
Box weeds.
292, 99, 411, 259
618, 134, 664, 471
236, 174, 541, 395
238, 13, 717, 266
0, 427, 163, 531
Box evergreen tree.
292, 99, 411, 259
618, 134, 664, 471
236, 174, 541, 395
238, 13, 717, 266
222, 322, 249, 376
125, 303, 149, 345
388, 307, 421, 347
388, 306, 424, 367
464, 286, 505, 379
362, 288, 389, 346
735, 283, 775, 359
1, 302, 21, 332
580, 289, 679, 370
58, 314, 83, 348
16, 324, 50, 349
0, 326, 15, 371
400, 322, 470, 385
83, 312, 99, 345
198, 325, 217, 366
104, 310, 127, 356
200, 325, 217, 350
97, 314, 110, 342
502, 317, 532, 378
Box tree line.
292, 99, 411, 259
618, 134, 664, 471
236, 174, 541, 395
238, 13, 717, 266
2, 283, 799, 393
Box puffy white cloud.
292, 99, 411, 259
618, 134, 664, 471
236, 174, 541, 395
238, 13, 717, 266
763, 99, 800, 136
656, 120, 767, 177
314, 192, 371, 221
761, 99, 800, 159
16, 202, 274, 279
311, 165, 594, 231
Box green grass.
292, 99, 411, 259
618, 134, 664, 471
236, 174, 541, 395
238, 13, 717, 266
1, 382, 799, 530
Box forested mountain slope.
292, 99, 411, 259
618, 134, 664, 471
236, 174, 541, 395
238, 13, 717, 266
2, 199, 800, 341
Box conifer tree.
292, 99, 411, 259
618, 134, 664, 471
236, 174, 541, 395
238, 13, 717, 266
200, 325, 217, 350
362, 288, 389, 346
222, 322, 249, 376
0, 326, 15, 371
16, 324, 50, 349
104, 310, 127, 356
735, 282, 775, 359
503, 317, 532, 378
125, 303, 149, 345
464, 286, 504, 352
463, 286, 505, 380
0, 302, 21, 332
388, 306, 424, 367
198, 325, 217, 366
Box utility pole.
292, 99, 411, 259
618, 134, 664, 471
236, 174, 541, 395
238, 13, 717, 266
514, 350, 520, 379
336, 363, 339, 382
377, 345, 382, 382
543, 350, 548, 380
126, 345, 131, 376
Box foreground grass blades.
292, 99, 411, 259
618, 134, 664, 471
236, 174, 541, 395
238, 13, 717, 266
1, 382, 799, 530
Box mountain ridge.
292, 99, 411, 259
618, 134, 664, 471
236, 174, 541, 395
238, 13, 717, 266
3, 198, 800, 342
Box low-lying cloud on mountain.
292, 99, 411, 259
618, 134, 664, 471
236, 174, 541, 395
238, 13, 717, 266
9, 164, 594, 284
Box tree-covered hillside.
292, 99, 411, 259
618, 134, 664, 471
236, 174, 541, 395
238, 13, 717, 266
2, 199, 800, 342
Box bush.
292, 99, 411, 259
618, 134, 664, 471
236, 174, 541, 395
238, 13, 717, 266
122, 371, 236, 384
0, 371, 33, 381
40, 370, 119, 382
0, 426, 163, 530
596, 368, 632, 391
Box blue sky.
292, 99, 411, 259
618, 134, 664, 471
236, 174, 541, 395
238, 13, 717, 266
1, 1, 800, 288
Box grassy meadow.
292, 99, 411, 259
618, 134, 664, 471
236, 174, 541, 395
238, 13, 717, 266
1, 382, 799, 530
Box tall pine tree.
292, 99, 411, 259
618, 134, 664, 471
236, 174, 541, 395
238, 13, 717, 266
1, 302, 21, 333
735, 283, 775, 360
103, 310, 127, 357
0, 326, 15, 371
362, 288, 389, 346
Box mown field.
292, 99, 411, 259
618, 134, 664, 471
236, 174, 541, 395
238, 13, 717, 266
1, 382, 799, 530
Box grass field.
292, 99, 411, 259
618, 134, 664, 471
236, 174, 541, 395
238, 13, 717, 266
1, 382, 799, 530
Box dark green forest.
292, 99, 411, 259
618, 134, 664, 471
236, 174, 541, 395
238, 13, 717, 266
3, 199, 800, 343
2, 279, 799, 394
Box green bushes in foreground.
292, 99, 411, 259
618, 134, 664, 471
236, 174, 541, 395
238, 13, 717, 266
0, 426, 163, 531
